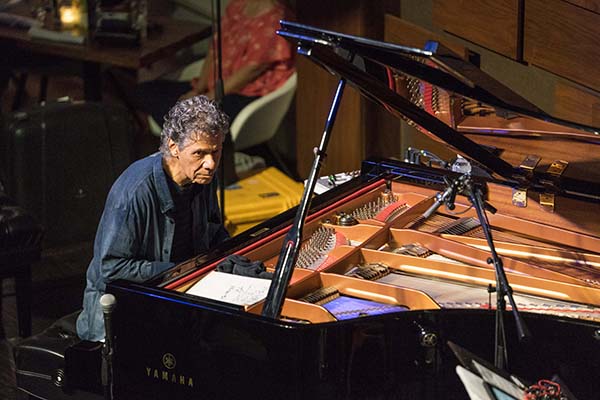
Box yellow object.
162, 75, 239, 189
59, 6, 80, 27
59, 0, 83, 28
224, 167, 304, 236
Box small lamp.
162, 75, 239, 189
58, 0, 82, 29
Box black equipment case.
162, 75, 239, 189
0, 99, 135, 246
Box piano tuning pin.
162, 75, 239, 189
296, 226, 340, 270
381, 189, 392, 204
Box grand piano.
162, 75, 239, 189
101, 22, 600, 399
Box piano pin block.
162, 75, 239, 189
347, 192, 405, 223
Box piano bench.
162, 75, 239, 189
13, 311, 104, 400
0, 191, 43, 338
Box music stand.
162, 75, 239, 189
449, 341, 526, 400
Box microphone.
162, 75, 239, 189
422, 174, 470, 219
100, 293, 116, 400
100, 293, 116, 343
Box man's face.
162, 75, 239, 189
169, 132, 223, 185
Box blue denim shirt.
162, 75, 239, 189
76, 153, 229, 341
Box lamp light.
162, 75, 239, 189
59, 0, 82, 29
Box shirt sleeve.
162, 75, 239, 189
97, 200, 174, 284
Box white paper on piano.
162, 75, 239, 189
187, 270, 271, 307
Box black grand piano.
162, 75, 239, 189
17, 22, 600, 400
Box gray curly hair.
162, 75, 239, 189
159, 95, 230, 157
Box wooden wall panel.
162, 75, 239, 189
432, 0, 520, 59
294, 1, 401, 177
295, 3, 366, 177
553, 81, 600, 127
525, 0, 600, 92
384, 14, 470, 59
295, 56, 363, 177
562, 0, 600, 13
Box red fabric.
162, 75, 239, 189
207, 0, 295, 97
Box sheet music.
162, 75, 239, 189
187, 271, 271, 306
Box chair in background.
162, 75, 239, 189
229, 72, 297, 153
149, 61, 298, 176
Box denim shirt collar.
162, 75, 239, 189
151, 153, 175, 215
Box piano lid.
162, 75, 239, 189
278, 21, 600, 200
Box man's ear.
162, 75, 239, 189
168, 138, 179, 158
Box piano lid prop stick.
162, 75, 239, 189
262, 78, 347, 319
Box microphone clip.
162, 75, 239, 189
422, 173, 472, 219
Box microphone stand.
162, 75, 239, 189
211, 0, 227, 222
461, 177, 530, 370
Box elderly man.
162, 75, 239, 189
77, 96, 230, 341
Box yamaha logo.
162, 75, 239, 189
162, 353, 176, 369
146, 352, 194, 387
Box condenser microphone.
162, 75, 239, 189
422, 174, 470, 220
